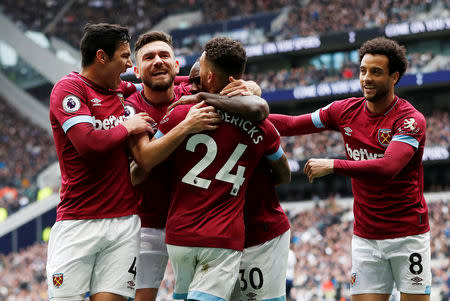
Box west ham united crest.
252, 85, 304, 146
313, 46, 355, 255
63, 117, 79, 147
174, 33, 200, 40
350, 272, 357, 287
378, 129, 392, 147
52, 273, 64, 288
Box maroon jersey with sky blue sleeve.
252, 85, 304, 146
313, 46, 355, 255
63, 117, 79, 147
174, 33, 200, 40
315, 96, 429, 239
49, 72, 139, 221
125, 82, 191, 228
156, 106, 284, 250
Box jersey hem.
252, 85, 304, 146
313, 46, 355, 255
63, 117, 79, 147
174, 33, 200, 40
56, 210, 138, 221
244, 224, 290, 248
353, 227, 430, 240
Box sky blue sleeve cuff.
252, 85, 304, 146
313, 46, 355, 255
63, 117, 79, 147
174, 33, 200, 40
311, 109, 325, 128
62, 115, 93, 133
266, 145, 284, 161
392, 135, 419, 149
154, 130, 164, 139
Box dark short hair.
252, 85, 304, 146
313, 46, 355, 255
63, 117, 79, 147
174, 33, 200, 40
358, 37, 408, 84
204, 37, 247, 80
134, 31, 174, 58
80, 23, 130, 67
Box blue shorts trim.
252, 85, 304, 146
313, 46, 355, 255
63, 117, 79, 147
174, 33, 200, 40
188, 290, 226, 301
173, 292, 188, 300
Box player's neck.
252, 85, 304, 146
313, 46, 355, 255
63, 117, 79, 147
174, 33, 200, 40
80, 67, 111, 90
143, 84, 175, 105
366, 92, 396, 115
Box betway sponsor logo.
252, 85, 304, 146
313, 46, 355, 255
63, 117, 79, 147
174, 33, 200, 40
93, 115, 126, 130
346, 144, 384, 160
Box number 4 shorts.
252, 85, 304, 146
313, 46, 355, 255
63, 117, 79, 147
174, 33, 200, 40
46, 215, 141, 300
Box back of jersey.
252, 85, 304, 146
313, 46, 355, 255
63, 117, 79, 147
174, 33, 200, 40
156, 105, 282, 251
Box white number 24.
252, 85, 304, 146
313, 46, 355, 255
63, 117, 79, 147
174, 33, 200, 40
182, 134, 247, 196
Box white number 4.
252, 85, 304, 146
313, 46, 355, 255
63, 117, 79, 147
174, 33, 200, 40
182, 134, 247, 196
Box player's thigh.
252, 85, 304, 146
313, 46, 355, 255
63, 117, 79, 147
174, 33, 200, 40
351, 294, 391, 301
47, 219, 103, 299
136, 227, 169, 290
399, 293, 430, 301
166, 244, 197, 300
90, 215, 141, 299
188, 247, 242, 301
236, 230, 290, 301
387, 232, 431, 296
90, 292, 128, 301
135, 288, 158, 301
350, 235, 394, 295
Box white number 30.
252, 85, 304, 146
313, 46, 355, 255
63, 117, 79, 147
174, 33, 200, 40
182, 134, 247, 196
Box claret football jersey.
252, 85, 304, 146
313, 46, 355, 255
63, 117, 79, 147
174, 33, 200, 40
156, 105, 284, 250
50, 72, 139, 221
125, 82, 191, 228
314, 96, 429, 239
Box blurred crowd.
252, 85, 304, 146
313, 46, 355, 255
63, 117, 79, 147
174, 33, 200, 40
1, 199, 448, 301
0, 99, 57, 217
244, 50, 450, 92
1, 0, 448, 52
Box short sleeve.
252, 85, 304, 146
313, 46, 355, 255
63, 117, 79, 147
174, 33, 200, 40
392, 112, 426, 150
262, 120, 283, 161
50, 79, 93, 133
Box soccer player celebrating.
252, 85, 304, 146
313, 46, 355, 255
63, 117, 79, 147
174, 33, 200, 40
270, 37, 431, 301
126, 31, 271, 301
125, 31, 192, 301
178, 60, 292, 301
47, 23, 153, 301
152, 37, 291, 301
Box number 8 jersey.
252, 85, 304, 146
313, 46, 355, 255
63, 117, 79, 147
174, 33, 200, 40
156, 105, 284, 251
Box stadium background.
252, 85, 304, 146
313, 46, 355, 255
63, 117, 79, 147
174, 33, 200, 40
0, 0, 448, 300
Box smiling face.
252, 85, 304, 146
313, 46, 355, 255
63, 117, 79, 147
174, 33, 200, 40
104, 42, 132, 90
134, 40, 179, 91
359, 53, 398, 104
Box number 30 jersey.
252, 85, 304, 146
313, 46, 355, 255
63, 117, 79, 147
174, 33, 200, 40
156, 105, 283, 251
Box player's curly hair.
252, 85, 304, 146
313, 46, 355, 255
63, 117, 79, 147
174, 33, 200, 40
358, 37, 408, 85
204, 37, 247, 80
134, 31, 174, 59
80, 23, 130, 67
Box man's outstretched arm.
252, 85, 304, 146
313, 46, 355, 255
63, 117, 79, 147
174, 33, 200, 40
303, 141, 415, 183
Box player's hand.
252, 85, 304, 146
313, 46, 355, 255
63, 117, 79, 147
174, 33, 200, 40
303, 159, 334, 183
181, 101, 221, 133
220, 77, 262, 97
167, 94, 203, 113
122, 112, 154, 135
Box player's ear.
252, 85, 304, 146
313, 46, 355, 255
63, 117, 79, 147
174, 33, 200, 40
96, 49, 108, 64
391, 71, 400, 85
134, 65, 140, 79
207, 70, 214, 85
174, 60, 180, 75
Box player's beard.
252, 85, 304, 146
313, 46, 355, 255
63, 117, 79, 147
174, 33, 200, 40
363, 83, 390, 103
143, 73, 176, 91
